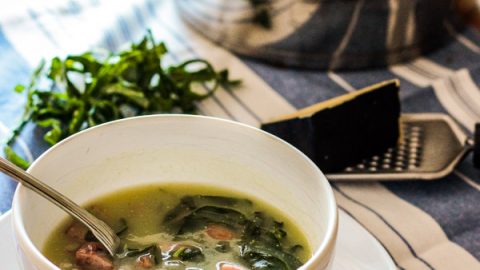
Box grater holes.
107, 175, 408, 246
409, 153, 419, 160
411, 126, 421, 131
399, 123, 424, 169
341, 124, 424, 173
404, 124, 423, 169
356, 164, 365, 169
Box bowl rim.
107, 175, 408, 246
12, 114, 338, 270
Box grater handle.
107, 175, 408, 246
474, 123, 480, 168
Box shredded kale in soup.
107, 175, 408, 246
43, 184, 310, 270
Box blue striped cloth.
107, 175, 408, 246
0, 0, 479, 269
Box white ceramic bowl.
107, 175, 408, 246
12, 115, 338, 270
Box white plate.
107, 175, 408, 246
0, 209, 395, 270
0, 210, 18, 270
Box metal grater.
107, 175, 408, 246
327, 113, 477, 181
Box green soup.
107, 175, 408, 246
43, 184, 311, 270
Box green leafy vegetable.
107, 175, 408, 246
215, 241, 231, 253
116, 244, 162, 265
170, 244, 204, 262
239, 244, 303, 270
163, 195, 252, 234
180, 206, 247, 234
4, 31, 240, 168
162, 195, 304, 269
4, 146, 30, 170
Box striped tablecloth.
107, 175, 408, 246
0, 0, 479, 269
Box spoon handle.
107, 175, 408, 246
0, 157, 120, 255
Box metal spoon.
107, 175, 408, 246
0, 157, 120, 256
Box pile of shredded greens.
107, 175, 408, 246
4, 31, 240, 169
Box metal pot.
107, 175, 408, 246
176, 0, 461, 70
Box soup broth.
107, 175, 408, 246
43, 184, 311, 270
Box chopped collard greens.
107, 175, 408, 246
4, 31, 240, 169
80, 196, 305, 269
47, 186, 310, 270
163, 195, 304, 270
